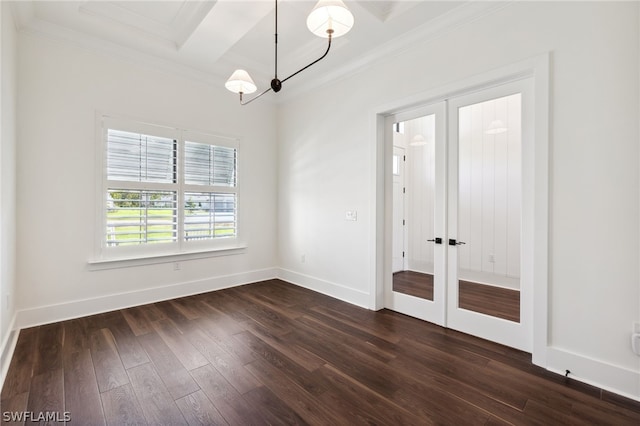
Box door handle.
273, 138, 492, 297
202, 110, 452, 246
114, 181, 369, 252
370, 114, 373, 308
427, 238, 442, 244
449, 239, 466, 246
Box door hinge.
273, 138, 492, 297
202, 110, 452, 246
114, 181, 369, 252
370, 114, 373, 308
402, 219, 405, 226
403, 187, 406, 194
402, 251, 405, 258
403, 155, 406, 161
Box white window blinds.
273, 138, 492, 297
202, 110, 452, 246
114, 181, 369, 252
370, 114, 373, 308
106, 190, 177, 246
184, 142, 236, 187
107, 129, 176, 183
102, 118, 239, 254
184, 139, 237, 241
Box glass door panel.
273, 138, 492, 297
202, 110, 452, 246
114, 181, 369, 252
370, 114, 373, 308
386, 102, 446, 326
447, 78, 533, 352
392, 115, 436, 301
392, 146, 406, 274
456, 93, 522, 322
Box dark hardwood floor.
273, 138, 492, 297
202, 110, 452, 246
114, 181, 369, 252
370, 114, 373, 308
459, 280, 520, 323
2, 279, 639, 425
393, 270, 520, 322
393, 270, 434, 300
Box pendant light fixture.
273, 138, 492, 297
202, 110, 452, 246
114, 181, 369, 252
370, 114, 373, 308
485, 119, 508, 135
225, 0, 354, 105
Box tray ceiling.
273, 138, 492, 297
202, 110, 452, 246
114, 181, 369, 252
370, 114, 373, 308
11, 1, 504, 99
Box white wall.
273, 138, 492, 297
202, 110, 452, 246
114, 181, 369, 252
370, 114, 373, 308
0, 2, 18, 382
278, 2, 640, 398
15, 32, 278, 326
6, 0, 640, 402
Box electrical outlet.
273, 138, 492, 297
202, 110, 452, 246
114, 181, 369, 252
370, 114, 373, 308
345, 211, 357, 221
488, 254, 495, 263
173, 262, 181, 271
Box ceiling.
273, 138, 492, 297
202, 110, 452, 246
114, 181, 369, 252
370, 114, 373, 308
11, 1, 506, 100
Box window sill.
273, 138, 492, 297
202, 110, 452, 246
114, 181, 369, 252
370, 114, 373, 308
87, 245, 247, 271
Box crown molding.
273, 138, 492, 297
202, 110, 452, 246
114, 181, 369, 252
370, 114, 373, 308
14, 1, 511, 107
18, 14, 234, 90
77, 1, 216, 50
10, 0, 35, 31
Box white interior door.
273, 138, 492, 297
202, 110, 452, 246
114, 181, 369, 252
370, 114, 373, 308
385, 102, 446, 325
446, 79, 533, 352
384, 78, 534, 351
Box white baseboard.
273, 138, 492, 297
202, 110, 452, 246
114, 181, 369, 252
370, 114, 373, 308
14, 267, 278, 330
0, 314, 18, 391
546, 346, 640, 402
277, 268, 371, 309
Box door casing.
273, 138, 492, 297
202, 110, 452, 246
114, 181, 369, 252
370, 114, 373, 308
372, 54, 549, 361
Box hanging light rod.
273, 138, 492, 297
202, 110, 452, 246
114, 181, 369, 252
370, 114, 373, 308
225, 0, 354, 105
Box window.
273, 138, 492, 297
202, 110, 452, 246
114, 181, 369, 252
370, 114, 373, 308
392, 154, 400, 176
101, 117, 239, 257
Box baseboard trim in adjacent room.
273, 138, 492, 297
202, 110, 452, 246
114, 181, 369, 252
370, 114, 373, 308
277, 268, 371, 309
14, 267, 278, 330
546, 346, 640, 402
0, 315, 19, 391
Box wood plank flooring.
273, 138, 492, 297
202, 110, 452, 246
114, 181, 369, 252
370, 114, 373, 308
2, 279, 639, 425
459, 280, 520, 323
393, 270, 520, 322
392, 270, 434, 300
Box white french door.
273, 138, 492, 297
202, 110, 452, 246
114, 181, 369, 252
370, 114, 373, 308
385, 102, 446, 326
446, 79, 533, 352
385, 78, 533, 352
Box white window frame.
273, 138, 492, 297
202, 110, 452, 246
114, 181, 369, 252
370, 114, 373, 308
92, 115, 243, 266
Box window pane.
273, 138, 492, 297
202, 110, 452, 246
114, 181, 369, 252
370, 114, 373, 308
184, 192, 236, 240
185, 142, 236, 186
106, 190, 177, 246
107, 129, 176, 183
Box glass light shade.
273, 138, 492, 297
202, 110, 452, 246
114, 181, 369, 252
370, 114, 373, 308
410, 134, 427, 146
485, 119, 507, 135
306, 0, 354, 38
225, 69, 257, 94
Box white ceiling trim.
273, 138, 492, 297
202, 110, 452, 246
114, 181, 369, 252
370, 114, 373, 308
10, 0, 35, 31
10, 1, 511, 105
15, 14, 232, 91
77, 1, 217, 50
356, 0, 420, 23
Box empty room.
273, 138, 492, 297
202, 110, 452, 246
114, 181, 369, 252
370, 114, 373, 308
1, 0, 639, 424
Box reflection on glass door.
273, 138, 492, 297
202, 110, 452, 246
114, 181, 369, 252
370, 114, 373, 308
456, 93, 522, 322
392, 115, 436, 301
386, 102, 446, 326
446, 78, 532, 352
392, 146, 405, 274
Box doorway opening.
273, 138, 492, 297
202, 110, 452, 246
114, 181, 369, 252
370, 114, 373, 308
382, 77, 536, 352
